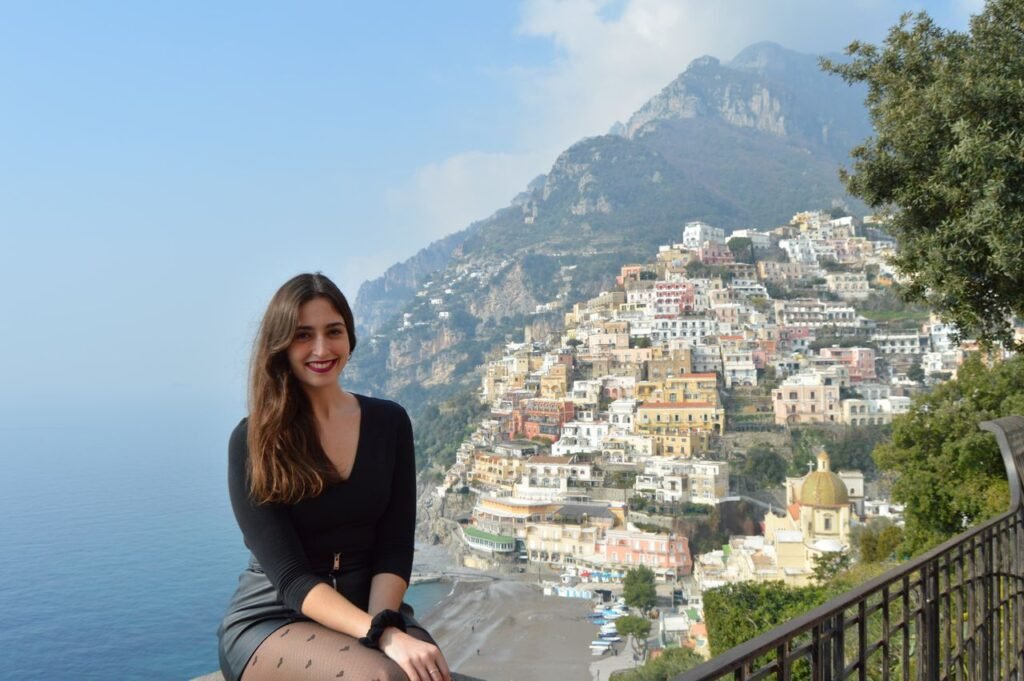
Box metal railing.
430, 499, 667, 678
675, 416, 1024, 681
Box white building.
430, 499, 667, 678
825, 272, 870, 301
779, 236, 818, 265
682, 221, 726, 249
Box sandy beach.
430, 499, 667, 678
420, 578, 636, 681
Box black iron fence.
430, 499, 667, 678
675, 415, 1024, 681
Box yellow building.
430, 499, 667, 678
634, 380, 662, 401
540, 363, 570, 399
472, 496, 562, 540
647, 348, 693, 382
524, 522, 601, 567
471, 451, 526, 491
634, 401, 724, 456
762, 450, 853, 585
636, 401, 724, 433
662, 373, 720, 405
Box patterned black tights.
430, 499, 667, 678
241, 620, 436, 681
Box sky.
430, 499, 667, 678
0, 0, 981, 423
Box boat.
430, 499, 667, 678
599, 633, 622, 642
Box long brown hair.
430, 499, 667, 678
247, 272, 357, 504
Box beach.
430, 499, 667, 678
420, 578, 637, 681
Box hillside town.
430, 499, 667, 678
420, 210, 1006, 658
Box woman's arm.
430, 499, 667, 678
230, 418, 450, 681
368, 404, 417, 583
301, 578, 450, 681
364, 405, 452, 681
227, 420, 322, 612
368, 572, 408, 614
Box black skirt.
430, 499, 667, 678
217, 557, 426, 681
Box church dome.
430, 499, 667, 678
800, 450, 850, 507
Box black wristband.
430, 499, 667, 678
359, 609, 407, 649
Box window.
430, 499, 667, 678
824, 517, 832, 531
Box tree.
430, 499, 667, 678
873, 354, 1024, 554
615, 615, 652, 658
704, 582, 829, 656
906, 356, 925, 383
727, 236, 755, 264
823, 2, 1024, 348
853, 517, 905, 563
622, 565, 657, 611
742, 443, 787, 489
811, 550, 852, 585
610, 646, 703, 681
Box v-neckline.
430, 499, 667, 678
332, 392, 364, 484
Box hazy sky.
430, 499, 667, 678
0, 0, 980, 421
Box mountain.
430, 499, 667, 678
347, 42, 870, 415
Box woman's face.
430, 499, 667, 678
286, 296, 351, 391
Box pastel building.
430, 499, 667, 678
471, 451, 527, 491
762, 450, 854, 585
772, 370, 843, 425
598, 527, 693, 581
825, 272, 870, 300
817, 346, 877, 383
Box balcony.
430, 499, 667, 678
674, 415, 1024, 681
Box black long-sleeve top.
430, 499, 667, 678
227, 393, 416, 614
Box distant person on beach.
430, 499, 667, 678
218, 273, 452, 681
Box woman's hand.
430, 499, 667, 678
379, 628, 452, 681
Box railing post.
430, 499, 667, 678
832, 611, 844, 680
668, 417, 1024, 681
921, 561, 940, 681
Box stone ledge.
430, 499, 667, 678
192, 672, 485, 680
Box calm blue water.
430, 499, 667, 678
0, 403, 449, 680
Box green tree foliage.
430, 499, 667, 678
623, 565, 657, 611
742, 443, 788, 488
906, 356, 925, 383
810, 551, 852, 585
615, 615, 653, 657
609, 647, 703, 681
874, 354, 1024, 554
852, 517, 905, 563
412, 389, 489, 470
604, 470, 638, 489
683, 499, 764, 555
824, 2, 1024, 348
827, 425, 890, 479
789, 425, 889, 480
704, 582, 829, 656
726, 237, 755, 264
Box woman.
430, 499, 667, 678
218, 272, 451, 681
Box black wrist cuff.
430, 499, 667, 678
359, 609, 407, 649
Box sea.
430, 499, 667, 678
0, 402, 452, 680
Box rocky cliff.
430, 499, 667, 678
346, 42, 871, 449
